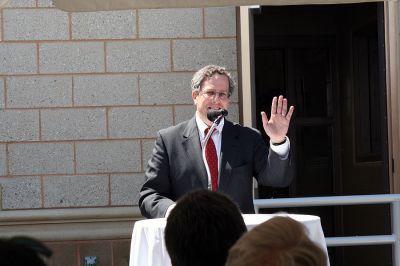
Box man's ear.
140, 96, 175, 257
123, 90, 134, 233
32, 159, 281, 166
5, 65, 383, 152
192, 90, 198, 104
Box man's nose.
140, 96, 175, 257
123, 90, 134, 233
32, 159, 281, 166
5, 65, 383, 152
212, 93, 223, 101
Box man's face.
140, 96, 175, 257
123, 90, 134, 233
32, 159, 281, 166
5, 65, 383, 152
192, 73, 231, 126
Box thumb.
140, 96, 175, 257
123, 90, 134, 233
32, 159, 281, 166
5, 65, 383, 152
261, 111, 269, 126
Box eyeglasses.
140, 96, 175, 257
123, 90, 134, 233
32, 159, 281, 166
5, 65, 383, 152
199, 90, 231, 101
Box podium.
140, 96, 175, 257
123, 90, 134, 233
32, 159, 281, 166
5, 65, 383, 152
129, 214, 330, 266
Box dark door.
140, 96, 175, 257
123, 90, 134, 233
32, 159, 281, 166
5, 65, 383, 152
253, 4, 390, 266
254, 39, 338, 234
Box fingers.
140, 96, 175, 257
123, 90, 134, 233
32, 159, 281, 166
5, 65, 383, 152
270, 95, 293, 119
271, 96, 277, 115
271, 95, 287, 115
281, 98, 288, 116
286, 106, 295, 121
276, 95, 283, 114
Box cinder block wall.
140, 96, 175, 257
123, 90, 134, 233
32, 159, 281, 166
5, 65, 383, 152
0, 1, 239, 265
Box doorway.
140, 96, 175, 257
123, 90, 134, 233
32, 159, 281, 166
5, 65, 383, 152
252, 3, 391, 265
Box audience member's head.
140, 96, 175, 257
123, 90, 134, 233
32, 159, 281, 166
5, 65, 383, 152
0, 236, 52, 266
164, 189, 247, 266
226, 216, 327, 266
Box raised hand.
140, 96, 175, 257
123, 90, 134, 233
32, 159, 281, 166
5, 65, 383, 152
261, 95, 294, 144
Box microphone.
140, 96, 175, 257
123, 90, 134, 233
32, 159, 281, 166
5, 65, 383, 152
207, 109, 228, 122
203, 108, 228, 191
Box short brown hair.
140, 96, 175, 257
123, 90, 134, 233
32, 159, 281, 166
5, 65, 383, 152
226, 216, 327, 266
191, 64, 235, 94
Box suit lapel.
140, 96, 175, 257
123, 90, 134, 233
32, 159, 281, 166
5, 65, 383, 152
182, 117, 208, 188
219, 120, 241, 189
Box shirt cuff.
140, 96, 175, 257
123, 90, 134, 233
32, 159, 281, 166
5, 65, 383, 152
165, 203, 176, 218
270, 136, 290, 159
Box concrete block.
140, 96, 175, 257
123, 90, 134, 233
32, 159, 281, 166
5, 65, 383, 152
76, 140, 141, 173
41, 108, 107, 140
72, 10, 136, 39
39, 42, 104, 74
0, 11, 2, 42
0, 78, 4, 108
229, 71, 239, 102
43, 175, 109, 207
139, 8, 202, 38
0, 144, 6, 176
0, 176, 42, 209
173, 39, 237, 71
7, 76, 72, 108
0, 43, 37, 74
142, 139, 156, 170
74, 74, 138, 106
106, 41, 170, 72
111, 174, 145, 205
112, 240, 131, 266
109, 106, 173, 138
3, 9, 69, 41
139, 73, 192, 105
79, 242, 111, 266
37, 0, 55, 7
205, 7, 236, 37
174, 105, 196, 124
45, 243, 77, 266
227, 103, 239, 123
9, 143, 74, 175
5, 0, 35, 7
0, 110, 39, 141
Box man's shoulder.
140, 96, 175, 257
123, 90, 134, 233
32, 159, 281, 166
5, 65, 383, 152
225, 120, 261, 136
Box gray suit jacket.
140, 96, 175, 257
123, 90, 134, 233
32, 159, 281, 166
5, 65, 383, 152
139, 117, 292, 218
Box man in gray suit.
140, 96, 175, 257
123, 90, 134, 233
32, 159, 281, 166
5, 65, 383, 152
139, 65, 294, 218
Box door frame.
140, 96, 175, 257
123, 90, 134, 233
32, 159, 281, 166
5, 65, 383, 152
238, 1, 400, 193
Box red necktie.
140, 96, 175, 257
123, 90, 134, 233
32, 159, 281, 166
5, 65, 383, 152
205, 128, 218, 191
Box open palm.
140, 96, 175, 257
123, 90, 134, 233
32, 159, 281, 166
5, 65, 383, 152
261, 95, 294, 144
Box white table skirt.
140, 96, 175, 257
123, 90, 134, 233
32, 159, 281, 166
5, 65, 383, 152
129, 213, 330, 266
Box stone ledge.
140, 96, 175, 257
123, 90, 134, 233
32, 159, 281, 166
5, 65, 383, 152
0, 206, 143, 241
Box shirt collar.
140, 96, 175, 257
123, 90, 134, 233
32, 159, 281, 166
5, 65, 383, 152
195, 112, 225, 139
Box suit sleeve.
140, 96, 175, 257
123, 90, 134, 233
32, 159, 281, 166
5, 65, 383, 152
253, 131, 293, 187
139, 131, 175, 218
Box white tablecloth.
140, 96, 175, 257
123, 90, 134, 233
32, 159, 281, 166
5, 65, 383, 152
129, 214, 330, 266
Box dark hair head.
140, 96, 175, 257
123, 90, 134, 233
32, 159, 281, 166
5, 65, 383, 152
164, 189, 247, 266
0, 236, 52, 266
226, 216, 327, 266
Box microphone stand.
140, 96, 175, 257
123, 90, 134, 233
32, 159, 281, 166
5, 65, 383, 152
202, 115, 224, 191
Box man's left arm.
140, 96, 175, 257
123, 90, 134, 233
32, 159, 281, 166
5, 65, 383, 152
257, 95, 294, 187
254, 132, 292, 187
